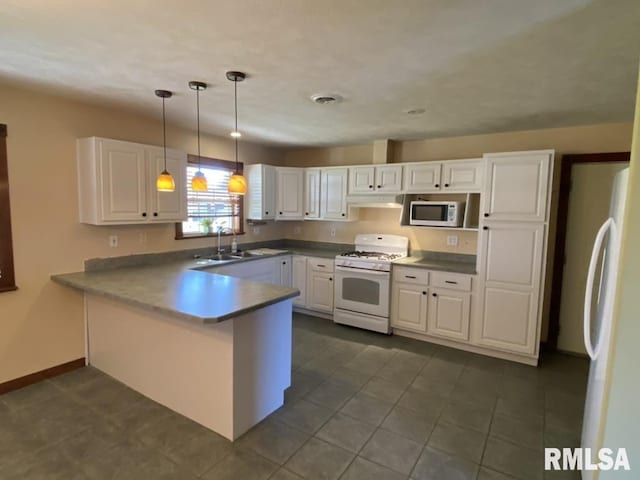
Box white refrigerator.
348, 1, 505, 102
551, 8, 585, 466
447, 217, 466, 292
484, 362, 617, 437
581, 167, 629, 479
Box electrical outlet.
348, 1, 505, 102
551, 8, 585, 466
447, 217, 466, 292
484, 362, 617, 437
109, 235, 118, 248
252, 226, 261, 235
293, 226, 301, 235
447, 235, 458, 247
330, 227, 336, 237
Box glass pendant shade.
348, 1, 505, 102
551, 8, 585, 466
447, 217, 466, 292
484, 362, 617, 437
155, 89, 175, 192
157, 169, 175, 192
228, 173, 247, 195
191, 170, 208, 191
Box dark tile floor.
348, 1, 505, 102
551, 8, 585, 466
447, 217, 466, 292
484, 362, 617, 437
0, 313, 588, 479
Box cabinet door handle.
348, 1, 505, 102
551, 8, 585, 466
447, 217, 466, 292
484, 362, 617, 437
435, 184, 440, 188
341, 213, 346, 217
142, 212, 147, 217
279, 211, 283, 215
329, 277, 333, 281
317, 264, 326, 268
432, 293, 437, 297
265, 211, 269, 215
305, 212, 309, 215
444, 183, 449, 187
484, 213, 489, 217
153, 212, 158, 217
405, 275, 416, 279
483, 226, 488, 230
369, 185, 373, 189
282, 261, 286, 265
445, 280, 458, 284
377, 185, 381, 188
422, 291, 427, 295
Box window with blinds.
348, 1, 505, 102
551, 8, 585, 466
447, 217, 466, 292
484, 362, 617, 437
176, 156, 244, 238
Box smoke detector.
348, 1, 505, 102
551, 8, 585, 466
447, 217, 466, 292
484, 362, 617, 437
310, 94, 343, 105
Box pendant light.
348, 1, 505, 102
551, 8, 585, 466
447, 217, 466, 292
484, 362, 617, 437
155, 89, 175, 192
226, 71, 247, 195
189, 81, 208, 192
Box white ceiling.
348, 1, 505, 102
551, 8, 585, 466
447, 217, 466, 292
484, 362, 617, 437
1, 0, 639, 147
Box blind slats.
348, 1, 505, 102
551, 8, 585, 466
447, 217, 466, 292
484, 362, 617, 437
186, 165, 240, 219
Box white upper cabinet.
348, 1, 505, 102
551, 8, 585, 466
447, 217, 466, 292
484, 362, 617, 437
348, 166, 375, 194
77, 137, 186, 225
441, 159, 483, 193
374, 165, 403, 193
321, 168, 349, 220
403, 163, 442, 193
276, 167, 304, 220
482, 151, 552, 222
146, 147, 187, 222
348, 165, 402, 194
304, 168, 321, 219
246, 164, 277, 220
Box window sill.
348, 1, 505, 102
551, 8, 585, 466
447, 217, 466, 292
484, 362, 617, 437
175, 231, 245, 240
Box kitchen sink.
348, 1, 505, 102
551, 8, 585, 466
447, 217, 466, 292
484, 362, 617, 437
227, 251, 260, 259
206, 253, 236, 262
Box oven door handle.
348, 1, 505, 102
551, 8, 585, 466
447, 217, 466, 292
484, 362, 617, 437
335, 265, 390, 276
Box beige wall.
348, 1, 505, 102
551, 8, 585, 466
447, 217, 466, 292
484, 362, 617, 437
0, 84, 286, 383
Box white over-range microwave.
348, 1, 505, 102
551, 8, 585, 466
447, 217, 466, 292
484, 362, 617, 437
409, 201, 464, 227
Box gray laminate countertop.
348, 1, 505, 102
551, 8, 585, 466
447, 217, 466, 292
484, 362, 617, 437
51, 259, 299, 324
392, 256, 477, 274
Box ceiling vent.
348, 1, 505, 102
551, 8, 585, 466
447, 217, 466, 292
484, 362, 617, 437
310, 94, 342, 105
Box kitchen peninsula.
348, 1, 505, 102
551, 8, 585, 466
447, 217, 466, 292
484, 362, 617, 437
52, 259, 299, 441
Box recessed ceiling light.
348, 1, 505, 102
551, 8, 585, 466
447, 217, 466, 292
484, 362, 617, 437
310, 94, 343, 105
406, 108, 426, 115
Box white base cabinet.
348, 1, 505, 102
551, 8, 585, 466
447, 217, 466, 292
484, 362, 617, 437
212, 256, 291, 287
306, 258, 334, 313
391, 282, 428, 332
292, 256, 307, 307
428, 288, 471, 341
77, 137, 187, 225
391, 267, 472, 343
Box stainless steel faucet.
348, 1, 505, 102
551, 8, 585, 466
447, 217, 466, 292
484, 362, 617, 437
217, 226, 224, 254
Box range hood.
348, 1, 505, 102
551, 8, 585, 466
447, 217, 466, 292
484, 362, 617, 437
346, 139, 403, 208
346, 194, 404, 208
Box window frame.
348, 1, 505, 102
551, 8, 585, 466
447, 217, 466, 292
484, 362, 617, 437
175, 154, 245, 240
0, 123, 17, 292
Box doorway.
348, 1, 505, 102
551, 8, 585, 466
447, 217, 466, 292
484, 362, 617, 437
548, 153, 630, 352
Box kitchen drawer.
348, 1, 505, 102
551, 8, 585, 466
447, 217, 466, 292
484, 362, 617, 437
430, 271, 472, 292
307, 257, 334, 273
393, 266, 429, 285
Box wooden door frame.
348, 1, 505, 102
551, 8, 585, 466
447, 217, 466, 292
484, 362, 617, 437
0, 123, 17, 293
546, 152, 630, 349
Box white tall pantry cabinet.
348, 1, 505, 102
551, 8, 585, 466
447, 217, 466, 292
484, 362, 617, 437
475, 150, 553, 360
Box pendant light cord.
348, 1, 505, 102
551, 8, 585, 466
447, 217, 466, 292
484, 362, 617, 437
162, 96, 167, 171
234, 79, 239, 174
197, 87, 201, 170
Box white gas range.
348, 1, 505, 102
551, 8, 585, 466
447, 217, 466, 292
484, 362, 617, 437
333, 234, 408, 334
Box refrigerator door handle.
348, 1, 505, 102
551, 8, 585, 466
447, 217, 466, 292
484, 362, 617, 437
584, 217, 614, 360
